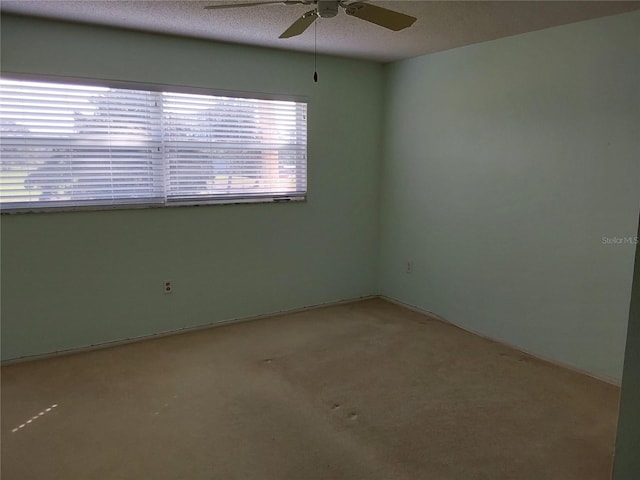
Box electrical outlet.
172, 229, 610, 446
406, 262, 413, 274
163, 281, 173, 294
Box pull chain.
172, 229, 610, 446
313, 18, 318, 83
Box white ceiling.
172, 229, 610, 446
2, 1, 639, 62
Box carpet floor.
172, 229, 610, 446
1, 299, 620, 479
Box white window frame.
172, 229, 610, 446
0, 75, 308, 214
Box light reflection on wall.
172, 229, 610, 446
11, 404, 58, 433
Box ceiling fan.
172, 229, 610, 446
204, 1, 417, 39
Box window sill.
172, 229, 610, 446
0, 195, 307, 215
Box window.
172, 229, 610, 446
0, 78, 307, 212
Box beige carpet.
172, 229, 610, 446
1, 299, 620, 479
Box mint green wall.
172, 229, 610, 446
0, 15, 383, 360
614, 219, 640, 479
379, 12, 640, 382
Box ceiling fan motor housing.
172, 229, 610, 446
318, 1, 339, 18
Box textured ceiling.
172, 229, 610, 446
2, 1, 639, 62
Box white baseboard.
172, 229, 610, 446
1, 294, 378, 366
2, 293, 622, 388
379, 295, 621, 387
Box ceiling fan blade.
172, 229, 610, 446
279, 9, 318, 38
344, 2, 416, 31
205, 1, 302, 10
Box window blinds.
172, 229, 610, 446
163, 92, 307, 203
0, 79, 307, 211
